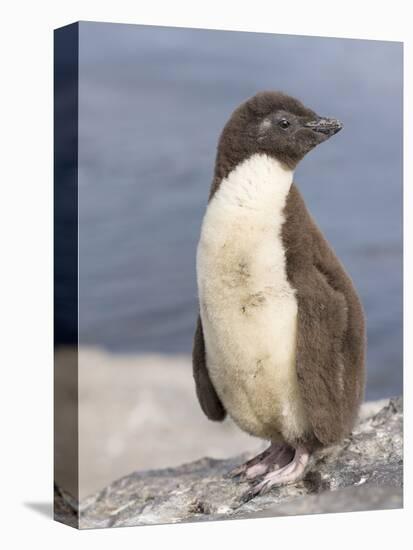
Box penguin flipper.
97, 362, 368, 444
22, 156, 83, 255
295, 264, 357, 447
192, 315, 227, 421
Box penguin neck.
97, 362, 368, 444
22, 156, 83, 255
209, 153, 294, 217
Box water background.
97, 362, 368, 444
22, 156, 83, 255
75, 22, 403, 400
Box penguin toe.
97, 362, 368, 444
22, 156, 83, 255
239, 479, 269, 503
225, 464, 246, 479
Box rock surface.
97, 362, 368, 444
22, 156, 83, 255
58, 348, 267, 499
54, 397, 403, 529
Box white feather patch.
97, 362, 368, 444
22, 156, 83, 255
197, 153, 309, 442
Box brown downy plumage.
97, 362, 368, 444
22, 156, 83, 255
192, 91, 366, 497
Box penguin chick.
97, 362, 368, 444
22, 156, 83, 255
192, 91, 366, 499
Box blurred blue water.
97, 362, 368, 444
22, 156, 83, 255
77, 22, 402, 400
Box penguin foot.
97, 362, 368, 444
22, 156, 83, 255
228, 442, 293, 480
240, 445, 309, 502
244, 444, 294, 481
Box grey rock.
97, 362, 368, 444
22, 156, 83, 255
244, 485, 402, 518
54, 484, 79, 528
54, 397, 403, 529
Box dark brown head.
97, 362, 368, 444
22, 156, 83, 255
212, 91, 342, 186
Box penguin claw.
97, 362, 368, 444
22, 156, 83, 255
240, 481, 268, 503
226, 464, 258, 481
225, 465, 246, 479
240, 488, 256, 503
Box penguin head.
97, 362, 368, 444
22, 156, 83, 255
218, 91, 343, 170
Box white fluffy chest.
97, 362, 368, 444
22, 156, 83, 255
196, 154, 309, 442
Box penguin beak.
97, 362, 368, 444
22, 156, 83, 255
304, 117, 343, 137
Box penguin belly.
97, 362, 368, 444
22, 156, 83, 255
197, 154, 310, 442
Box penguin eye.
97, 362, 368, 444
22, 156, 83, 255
279, 118, 290, 129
